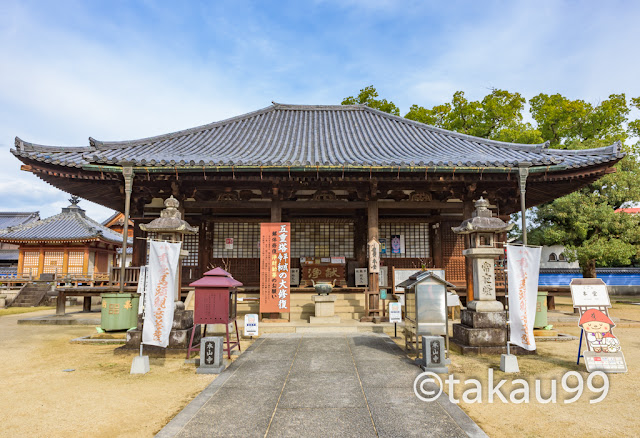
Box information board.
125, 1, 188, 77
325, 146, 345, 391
389, 302, 402, 323
244, 314, 259, 336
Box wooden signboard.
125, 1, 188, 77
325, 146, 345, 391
260, 223, 291, 313
570, 278, 627, 373
301, 264, 346, 285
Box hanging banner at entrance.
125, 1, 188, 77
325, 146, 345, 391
142, 240, 181, 348
506, 244, 541, 351
260, 223, 291, 313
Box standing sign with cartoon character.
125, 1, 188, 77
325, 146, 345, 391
570, 278, 627, 373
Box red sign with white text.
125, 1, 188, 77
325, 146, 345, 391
260, 223, 290, 313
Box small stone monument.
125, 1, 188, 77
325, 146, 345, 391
450, 198, 513, 355
197, 337, 225, 374
421, 335, 450, 374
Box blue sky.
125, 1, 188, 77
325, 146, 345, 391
1, 0, 639, 221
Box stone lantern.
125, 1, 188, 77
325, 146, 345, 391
451, 198, 513, 312
450, 198, 513, 355
140, 196, 198, 304
123, 196, 199, 354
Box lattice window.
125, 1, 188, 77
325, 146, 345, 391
182, 233, 199, 267
67, 251, 84, 274
145, 232, 199, 266
43, 251, 64, 274
291, 222, 354, 258
212, 223, 260, 258
22, 251, 39, 275
379, 223, 430, 259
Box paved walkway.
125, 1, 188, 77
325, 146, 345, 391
157, 333, 486, 438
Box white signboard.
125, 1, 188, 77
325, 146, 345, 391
355, 268, 368, 287
393, 268, 445, 293
379, 266, 388, 287
506, 244, 542, 352
368, 239, 380, 273
244, 314, 259, 336
389, 302, 402, 323
570, 280, 611, 307
225, 238, 234, 250
290, 268, 300, 287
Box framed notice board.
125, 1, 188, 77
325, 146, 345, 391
392, 267, 445, 293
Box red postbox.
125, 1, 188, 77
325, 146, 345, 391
187, 267, 243, 359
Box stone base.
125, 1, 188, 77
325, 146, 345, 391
120, 326, 201, 356
196, 365, 225, 374
467, 300, 504, 312
500, 354, 520, 373
312, 294, 337, 316
452, 324, 507, 347
450, 340, 537, 356
310, 315, 341, 324
130, 355, 150, 374
461, 310, 506, 328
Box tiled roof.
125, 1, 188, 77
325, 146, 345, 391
0, 204, 125, 244
0, 249, 19, 261
615, 208, 640, 214
0, 212, 40, 230
12, 104, 624, 170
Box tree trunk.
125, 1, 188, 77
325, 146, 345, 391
582, 259, 597, 278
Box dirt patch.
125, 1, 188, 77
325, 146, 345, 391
0, 308, 252, 437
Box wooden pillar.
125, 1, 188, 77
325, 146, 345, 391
367, 200, 380, 318
131, 220, 146, 267
463, 202, 474, 303
198, 220, 212, 276
271, 200, 282, 222
17, 250, 24, 276
432, 223, 442, 268
353, 211, 367, 288
83, 247, 90, 275
38, 248, 45, 277
62, 249, 69, 276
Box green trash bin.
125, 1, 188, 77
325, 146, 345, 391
534, 290, 548, 329
100, 293, 139, 331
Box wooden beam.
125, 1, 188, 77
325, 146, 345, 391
367, 200, 380, 318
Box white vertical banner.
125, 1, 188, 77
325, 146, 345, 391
142, 241, 181, 348
507, 244, 542, 351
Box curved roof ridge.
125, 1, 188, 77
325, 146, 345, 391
272, 102, 367, 111
543, 141, 622, 156
90, 105, 277, 150
356, 105, 551, 152
14, 137, 94, 153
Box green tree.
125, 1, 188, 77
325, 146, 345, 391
341, 87, 640, 276
405, 89, 543, 143
530, 192, 640, 277
341, 85, 400, 116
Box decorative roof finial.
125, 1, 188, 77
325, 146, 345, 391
69, 196, 80, 206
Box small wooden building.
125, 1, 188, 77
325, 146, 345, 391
0, 199, 124, 282
11, 103, 623, 318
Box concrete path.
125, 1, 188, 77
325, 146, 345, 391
157, 333, 486, 438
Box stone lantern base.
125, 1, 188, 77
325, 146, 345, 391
451, 309, 537, 355
119, 302, 200, 356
